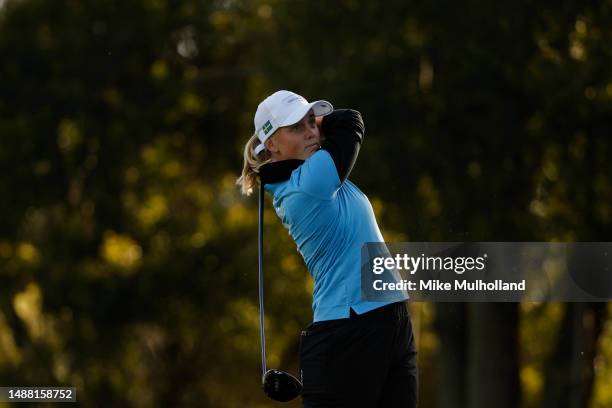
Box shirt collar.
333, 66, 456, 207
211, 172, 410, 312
259, 159, 304, 184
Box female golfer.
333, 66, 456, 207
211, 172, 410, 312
237, 90, 417, 407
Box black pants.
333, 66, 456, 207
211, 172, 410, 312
299, 302, 418, 407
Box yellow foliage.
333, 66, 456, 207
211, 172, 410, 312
103, 87, 122, 108
100, 231, 142, 270
162, 160, 182, 177
370, 197, 384, 218
124, 167, 140, 183
138, 194, 168, 228
13, 283, 43, 339
521, 365, 543, 397
591, 304, 612, 408
16, 242, 39, 264
0, 311, 22, 365
209, 10, 232, 29
141, 146, 159, 165
257, 4, 272, 19
417, 175, 441, 216
280, 255, 299, 273
57, 119, 81, 153
216, 299, 260, 354
225, 203, 255, 230
197, 211, 218, 243
180, 93, 205, 115
186, 232, 203, 248
150, 60, 168, 80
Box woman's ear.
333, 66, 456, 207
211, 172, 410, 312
265, 136, 278, 153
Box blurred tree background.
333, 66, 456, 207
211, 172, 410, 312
0, 0, 611, 406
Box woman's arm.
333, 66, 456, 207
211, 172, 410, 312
319, 109, 364, 182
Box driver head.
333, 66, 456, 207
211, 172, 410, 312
262, 369, 303, 402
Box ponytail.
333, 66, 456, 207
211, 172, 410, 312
236, 131, 272, 196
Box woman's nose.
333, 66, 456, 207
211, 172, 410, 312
305, 124, 316, 138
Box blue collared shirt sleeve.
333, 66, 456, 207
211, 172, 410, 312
297, 150, 341, 199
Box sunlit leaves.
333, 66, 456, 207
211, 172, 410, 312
100, 231, 142, 271
592, 304, 612, 408
57, 119, 81, 154
16, 242, 39, 264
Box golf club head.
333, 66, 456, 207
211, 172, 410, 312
262, 369, 303, 402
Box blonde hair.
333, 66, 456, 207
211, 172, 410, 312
236, 131, 272, 196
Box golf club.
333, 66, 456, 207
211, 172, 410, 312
258, 184, 303, 402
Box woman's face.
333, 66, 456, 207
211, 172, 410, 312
266, 110, 321, 161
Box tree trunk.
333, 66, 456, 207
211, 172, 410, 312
435, 302, 468, 408
467, 303, 520, 408
542, 303, 608, 408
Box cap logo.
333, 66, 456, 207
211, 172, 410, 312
262, 120, 273, 135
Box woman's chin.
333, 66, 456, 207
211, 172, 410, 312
304, 145, 321, 158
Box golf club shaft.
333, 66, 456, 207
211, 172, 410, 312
258, 184, 267, 377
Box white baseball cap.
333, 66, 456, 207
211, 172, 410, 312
253, 90, 333, 155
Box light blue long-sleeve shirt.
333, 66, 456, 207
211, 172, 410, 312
264, 149, 401, 322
